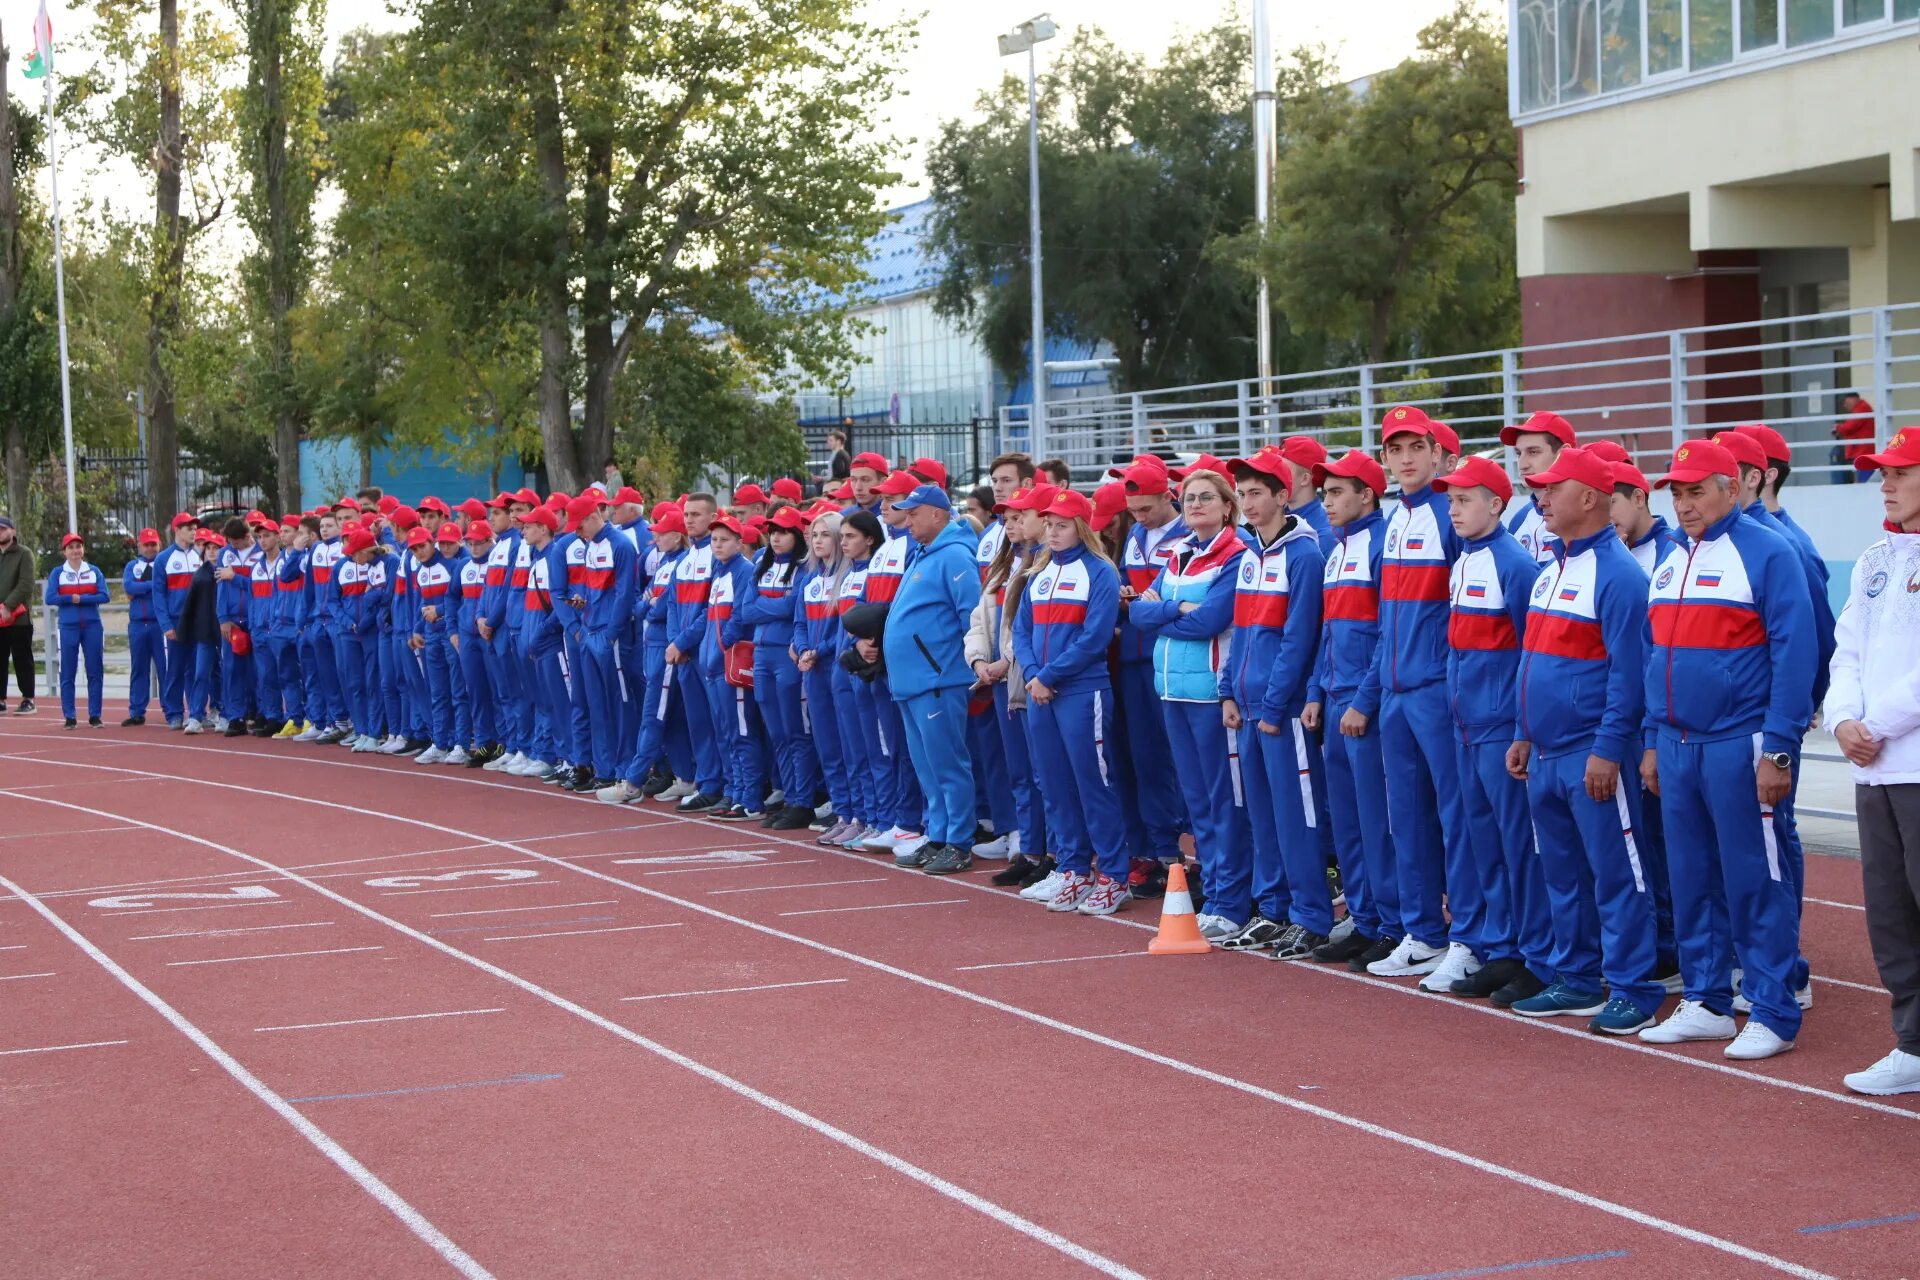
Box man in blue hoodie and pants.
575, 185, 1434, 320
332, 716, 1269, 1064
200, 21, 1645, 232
881, 485, 983, 875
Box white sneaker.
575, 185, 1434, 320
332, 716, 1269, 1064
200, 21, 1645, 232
1045, 871, 1094, 913
597, 780, 642, 805
378, 735, 406, 755
414, 746, 447, 765
353, 734, 383, 753
1725, 1020, 1795, 1061
1418, 941, 1482, 994
511, 757, 550, 777
292, 724, 321, 742
487, 751, 523, 772
972, 832, 1013, 858
657, 778, 697, 802
895, 833, 929, 859
1076, 875, 1131, 916
862, 826, 906, 854
1367, 936, 1447, 977
1844, 1048, 1920, 1096
213, 716, 230, 733
182, 718, 204, 735
440, 746, 471, 766
765, 790, 785, 808
1733, 983, 1814, 1014
1638, 999, 1737, 1044
1197, 913, 1241, 942
1020, 870, 1067, 902
1006, 831, 1023, 857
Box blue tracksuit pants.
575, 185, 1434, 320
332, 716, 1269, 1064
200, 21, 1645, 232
1638, 787, 1679, 974
616, 629, 643, 775
1307, 722, 1337, 867
1027, 687, 1130, 881
1658, 733, 1803, 1042
969, 704, 1013, 833
378, 634, 407, 737
994, 682, 1043, 858
756, 648, 820, 808
621, 643, 676, 785
1775, 742, 1811, 992
253, 633, 287, 724
704, 672, 764, 806
1162, 699, 1251, 925
184, 640, 216, 722
673, 662, 724, 794
559, 634, 592, 766
158, 634, 187, 722
1380, 682, 1476, 949
128, 620, 165, 721
458, 634, 497, 747
1117, 661, 1186, 860
57, 620, 104, 721
400, 632, 429, 738
850, 676, 902, 829
488, 630, 529, 754
332, 632, 367, 732
423, 635, 460, 749
529, 648, 572, 763
872, 674, 923, 830
899, 685, 974, 846
830, 664, 877, 825
577, 630, 627, 779
1456, 739, 1542, 970
1322, 691, 1394, 940
1528, 749, 1661, 1012
220, 632, 256, 722
306, 629, 345, 726
1244, 718, 1335, 935
804, 663, 853, 819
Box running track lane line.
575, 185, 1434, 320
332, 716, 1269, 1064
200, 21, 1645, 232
0, 786, 1844, 1280
0, 871, 492, 1280
9, 741, 1905, 1125
0, 793, 1144, 1280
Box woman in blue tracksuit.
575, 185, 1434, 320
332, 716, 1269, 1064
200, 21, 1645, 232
827, 512, 883, 849
46, 534, 109, 728
1130, 469, 1252, 940
795, 511, 858, 844
1011, 489, 1134, 916
701, 514, 765, 820
602, 507, 691, 800
970, 486, 1052, 888
278, 520, 316, 736
122, 529, 166, 726
732, 506, 819, 830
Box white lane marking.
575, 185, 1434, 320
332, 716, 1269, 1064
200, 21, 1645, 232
0, 794, 1144, 1280
0, 871, 492, 1280
707, 878, 886, 896
429, 900, 618, 919
1812, 974, 1889, 995
90, 886, 281, 910
129, 922, 336, 942
482, 924, 684, 943
0, 823, 139, 840
642, 859, 816, 876
610, 851, 767, 866
106, 900, 292, 917
778, 900, 966, 918
0, 943, 27, 950
255, 1008, 505, 1033
0, 1039, 129, 1057
622, 979, 849, 1002
0, 971, 56, 981
166, 946, 384, 968
956, 952, 1148, 972
377, 880, 545, 898
1807, 896, 1864, 912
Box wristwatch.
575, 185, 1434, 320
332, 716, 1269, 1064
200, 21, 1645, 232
1760, 750, 1793, 771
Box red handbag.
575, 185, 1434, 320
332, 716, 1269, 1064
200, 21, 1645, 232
229, 627, 253, 657
723, 640, 755, 689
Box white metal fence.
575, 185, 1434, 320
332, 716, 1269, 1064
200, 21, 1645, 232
1000, 301, 1920, 486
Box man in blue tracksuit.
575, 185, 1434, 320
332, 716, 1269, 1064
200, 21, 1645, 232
1430, 456, 1549, 1000
1498, 410, 1575, 564
565, 494, 637, 789
1368, 405, 1475, 978
244, 518, 286, 735
665, 494, 726, 810
406, 527, 461, 762
152, 513, 200, 728
1115, 460, 1189, 880
215, 519, 262, 734
480, 492, 537, 771
1222, 453, 1328, 957
700, 512, 764, 818
1639, 438, 1814, 1060
1508, 445, 1666, 1034
515, 506, 569, 772
1304, 450, 1399, 967
456, 522, 499, 762
882, 485, 982, 873
122, 529, 167, 726
301, 511, 350, 741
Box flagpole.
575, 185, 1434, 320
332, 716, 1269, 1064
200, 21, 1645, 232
41, 69, 78, 535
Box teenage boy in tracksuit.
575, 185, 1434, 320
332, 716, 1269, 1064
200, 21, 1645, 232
1115, 459, 1190, 879
600, 506, 693, 803
245, 519, 286, 736
152, 514, 200, 728
407, 527, 461, 762
1368, 405, 1476, 979
479, 493, 535, 770
458, 522, 500, 763
216, 520, 262, 734
567, 495, 638, 789
1638, 438, 1813, 1061
304, 511, 350, 740
122, 529, 167, 726
1304, 450, 1399, 967
547, 504, 599, 782
516, 507, 570, 773
1506, 446, 1666, 1033
273, 520, 312, 737
1222, 453, 1329, 958
666, 495, 726, 811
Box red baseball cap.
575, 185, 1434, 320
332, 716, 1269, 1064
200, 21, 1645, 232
375, 495, 400, 516
1044, 489, 1094, 522
516, 506, 560, 532
343, 529, 376, 554
1855, 426, 1920, 472
1499, 410, 1576, 448
487, 491, 516, 510
138, 527, 161, 546
256, 518, 282, 535
611, 486, 645, 507
1523, 444, 1614, 495
849, 452, 890, 474
711, 513, 747, 538
563, 494, 601, 531
193, 527, 218, 545
649, 500, 681, 520
1654, 439, 1740, 488
435, 522, 463, 544
1005, 483, 1061, 513
1231, 449, 1291, 485
546, 491, 571, 508
1732, 423, 1791, 465
405, 527, 432, 548
769, 506, 809, 531
281, 513, 301, 528
1276, 435, 1329, 468
830, 479, 854, 501
60, 532, 84, 549
771, 477, 804, 502
909, 457, 948, 488
1312, 449, 1388, 497
1430, 421, 1461, 456
1711, 430, 1769, 473
1379, 404, 1435, 440
334, 496, 362, 513
732, 483, 769, 506
170, 512, 198, 529
1090, 482, 1129, 533
1170, 454, 1232, 481
1583, 440, 1630, 464
649, 507, 689, 536
1106, 454, 1168, 480
1433, 455, 1513, 502
875, 471, 920, 497
511, 487, 540, 507
456, 498, 489, 522
417, 496, 450, 516
464, 520, 493, 542
1120, 461, 1171, 495
390, 505, 420, 530
1612, 462, 1652, 493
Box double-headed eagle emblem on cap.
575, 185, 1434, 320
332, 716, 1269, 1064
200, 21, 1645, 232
1676, 446, 1691, 462
1390, 408, 1408, 420
1894, 431, 1909, 451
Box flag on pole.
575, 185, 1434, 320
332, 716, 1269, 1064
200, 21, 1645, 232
23, 1, 54, 79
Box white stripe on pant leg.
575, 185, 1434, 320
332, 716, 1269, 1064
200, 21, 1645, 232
1751, 732, 1782, 882
877, 716, 889, 759
735, 688, 748, 738
1613, 789, 1646, 893
1092, 691, 1110, 787
612, 645, 628, 704
800, 689, 810, 736
1291, 719, 1316, 828
656, 667, 672, 722
1227, 737, 1244, 808
557, 649, 572, 698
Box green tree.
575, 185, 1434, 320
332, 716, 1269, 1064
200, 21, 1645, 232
0, 34, 56, 521
925, 17, 1264, 391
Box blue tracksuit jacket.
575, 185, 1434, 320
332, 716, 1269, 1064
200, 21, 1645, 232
1013, 543, 1121, 696
1308, 510, 1387, 716
1744, 501, 1834, 709
1220, 517, 1324, 722
881, 520, 980, 697
1117, 515, 1188, 663
124, 555, 159, 625
46, 561, 110, 623
730, 552, 800, 649
1377, 484, 1461, 694
1518, 525, 1646, 763
1445, 526, 1539, 745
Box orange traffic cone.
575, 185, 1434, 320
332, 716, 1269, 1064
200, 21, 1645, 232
1148, 862, 1212, 956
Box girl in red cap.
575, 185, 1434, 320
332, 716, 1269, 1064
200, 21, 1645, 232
46, 534, 109, 728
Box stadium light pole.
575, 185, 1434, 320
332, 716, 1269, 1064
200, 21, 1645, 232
999, 14, 1057, 463
1252, 0, 1276, 388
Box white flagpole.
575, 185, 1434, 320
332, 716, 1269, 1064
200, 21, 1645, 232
41, 69, 79, 535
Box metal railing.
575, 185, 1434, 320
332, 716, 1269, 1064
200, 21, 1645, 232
1000, 302, 1920, 484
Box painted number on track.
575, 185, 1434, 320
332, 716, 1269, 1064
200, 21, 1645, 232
611, 851, 766, 866
88, 885, 282, 910
363, 869, 541, 889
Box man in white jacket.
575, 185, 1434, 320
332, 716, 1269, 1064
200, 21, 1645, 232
1826, 426, 1920, 1096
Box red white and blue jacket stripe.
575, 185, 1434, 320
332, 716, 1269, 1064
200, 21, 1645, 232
276, 548, 309, 634
308, 537, 342, 625
517, 545, 565, 657
832, 559, 871, 659
1503, 493, 1557, 565
1117, 515, 1187, 663
334, 556, 376, 636
642, 546, 684, 645
573, 528, 636, 638
1626, 516, 1686, 580
975, 517, 1007, 584
1375, 485, 1461, 694
154, 543, 198, 633
388, 549, 418, 634
547, 532, 585, 639
217, 546, 261, 629
1745, 501, 1835, 709
793, 564, 841, 658
365, 552, 399, 635
45, 562, 109, 624
731, 552, 799, 647
861, 524, 913, 605
248, 550, 283, 635
413, 550, 458, 637
1308, 510, 1387, 715
1643, 506, 1814, 755
478, 530, 520, 633
1129, 527, 1244, 702
1012, 543, 1121, 695
457, 549, 490, 637
1220, 517, 1324, 722
666, 537, 715, 656
123, 554, 158, 625
700, 549, 755, 677
1444, 526, 1538, 744
1518, 525, 1646, 763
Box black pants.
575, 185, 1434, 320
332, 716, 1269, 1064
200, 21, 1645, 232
0, 623, 33, 699
1859, 783, 1920, 1055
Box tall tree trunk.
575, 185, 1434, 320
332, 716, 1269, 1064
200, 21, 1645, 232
1368, 294, 1393, 368
579, 128, 614, 483
147, 0, 185, 530
531, 73, 579, 490
0, 22, 28, 523
255, 0, 300, 513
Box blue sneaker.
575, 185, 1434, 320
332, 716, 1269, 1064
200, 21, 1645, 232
1511, 980, 1607, 1019
1587, 996, 1655, 1036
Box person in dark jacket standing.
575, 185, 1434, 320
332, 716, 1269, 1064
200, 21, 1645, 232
179, 529, 225, 734
0, 516, 36, 714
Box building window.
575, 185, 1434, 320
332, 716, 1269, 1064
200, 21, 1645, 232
1843, 0, 1887, 24
1647, 0, 1686, 71
1896, 0, 1919, 20
1741, 0, 1782, 49
1691, 0, 1735, 68
1788, 0, 1837, 43
1602, 0, 1644, 89
1558, 0, 1600, 101
1516, 0, 1554, 113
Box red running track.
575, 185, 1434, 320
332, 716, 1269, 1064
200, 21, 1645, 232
2, 717, 1918, 1280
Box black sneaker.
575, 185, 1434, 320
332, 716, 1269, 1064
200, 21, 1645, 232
768, 804, 814, 831
922, 844, 973, 876
64, 717, 77, 729
0, 700, 8, 713
991, 854, 1039, 887
1222, 916, 1286, 951
1126, 857, 1167, 899
640, 769, 674, 798
573, 774, 613, 794
1489, 968, 1550, 1009
564, 766, 596, 793
677, 791, 724, 814
403, 738, 431, 756
224, 720, 250, 737
1350, 934, 1400, 973
1016, 854, 1055, 888
1312, 930, 1373, 965
120, 715, 145, 727
88, 716, 103, 728
14, 698, 36, 715
893, 839, 933, 869
1269, 925, 1329, 961
709, 802, 749, 821
250, 721, 277, 737
541, 765, 572, 784
466, 745, 497, 768
1451, 957, 1526, 999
